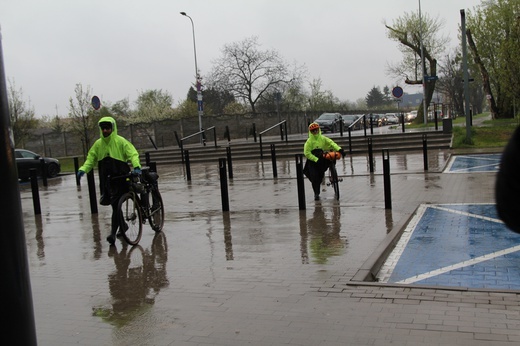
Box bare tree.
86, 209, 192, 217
7, 79, 38, 147
68, 83, 97, 155
207, 36, 305, 114
307, 78, 337, 112
385, 12, 449, 122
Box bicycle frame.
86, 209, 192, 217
324, 151, 342, 200
111, 168, 164, 245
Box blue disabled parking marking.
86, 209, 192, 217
377, 204, 520, 290
445, 153, 501, 173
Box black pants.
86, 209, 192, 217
106, 175, 129, 236
303, 159, 330, 196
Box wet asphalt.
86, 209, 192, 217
19, 148, 513, 345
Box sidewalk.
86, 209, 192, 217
20, 149, 520, 345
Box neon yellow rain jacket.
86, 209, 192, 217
79, 116, 141, 173
303, 127, 342, 163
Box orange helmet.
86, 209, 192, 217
309, 122, 320, 132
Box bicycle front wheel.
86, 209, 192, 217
330, 164, 340, 200
118, 192, 143, 245
148, 188, 164, 232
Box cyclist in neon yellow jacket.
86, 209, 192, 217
303, 122, 345, 201
77, 116, 141, 245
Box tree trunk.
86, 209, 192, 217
466, 29, 499, 119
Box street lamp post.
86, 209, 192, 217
180, 11, 204, 145
418, 0, 428, 125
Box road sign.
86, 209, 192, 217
425, 75, 438, 82
91, 96, 101, 110
392, 86, 403, 98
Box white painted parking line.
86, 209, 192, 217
396, 245, 520, 284
429, 204, 503, 223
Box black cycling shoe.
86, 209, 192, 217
314, 194, 320, 201
117, 222, 129, 237
106, 234, 116, 245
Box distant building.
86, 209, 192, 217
400, 93, 423, 108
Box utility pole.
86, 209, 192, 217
461, 9, 472, 143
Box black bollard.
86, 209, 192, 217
74, 157, 80, 186
145, 152, 150, 166
259, 135, 264, 159
401, 113, 405, 133
271, 143, 278, 178
348, 127, 352, 154
86, 171, 98, 214
339, 120, 344, 137
382, 149, 392, 210
29, 169, 41, 215
422, 134, 428, 171
39, 157, 48, 187
368, 137, 374, 173
295, 154, 306, 210
149, 161, 157, 173
226, 147, 233, 180
219, 158, 230, 212
184, 149, 191, 181
252, 123, 257, 143
225, 125, 231, 143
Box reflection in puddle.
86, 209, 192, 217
34, 215, 45, 260
222, 211, 233, 260
303, 206, 346, 264
385, 209, 394, 234
92, 232, 169, 327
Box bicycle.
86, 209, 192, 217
113, 167, 165, 245
323, 151, 343, 200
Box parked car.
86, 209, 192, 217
366, 114, 386, 127
405, 110, 418, 122
314, 113, 343, 133
15, 149, 61, 181
341, 114, 363, 130
384, 113, 400, 125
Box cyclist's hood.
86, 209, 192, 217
308, 127, 322, 138
98, 116, 118, 142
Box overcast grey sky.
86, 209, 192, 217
1, 0, 481, 117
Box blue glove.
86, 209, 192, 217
77, 170, 85, 179
132, 168, 142, 175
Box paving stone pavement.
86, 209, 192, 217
18, 149, 520, 345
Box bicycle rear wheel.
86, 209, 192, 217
118, 192, 143, 245
329, 164, 340, 200
148, 188, 164, 232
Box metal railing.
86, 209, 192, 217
258, 120, 287, 159
174, 126, 218, 163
